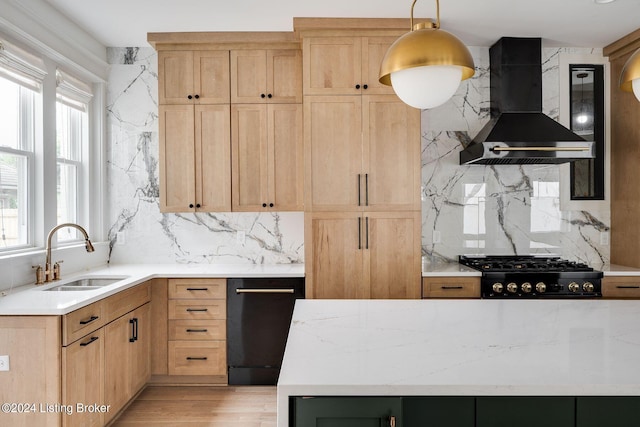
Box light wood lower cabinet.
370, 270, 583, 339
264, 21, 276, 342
62, 330, 104, 427
306, 211, 421, 299
167, 279, 227, 382
602, 276, 640, 298
422, 277, 481, 299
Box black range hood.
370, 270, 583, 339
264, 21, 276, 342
459, 37, 595, 165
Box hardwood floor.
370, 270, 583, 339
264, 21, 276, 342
111, 386, 277, 426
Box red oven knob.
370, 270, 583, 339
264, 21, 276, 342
583, 282, 595, 292
521, 282, 532, 293
568, 282, 581, 293
507, 283, 518, 293
535, 282, 547, 293
492, 283, 504, 293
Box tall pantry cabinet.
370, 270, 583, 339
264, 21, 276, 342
297, 19, 423, 299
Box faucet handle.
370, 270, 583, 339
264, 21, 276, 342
32, 265, 44, 285
53, 260, 64, 281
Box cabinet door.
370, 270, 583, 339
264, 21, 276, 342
476, 397, 575, 427
129, 303, 151, 395
577, 397, 640, 427
231, 50, 268, 103
306, 212, 366, 299
231, 104, 269, 211
194, 51, 230, 104
305, 96, 362, 211
363, 95, 421, 211
159, 104, 196, 212
362, 37, 398, 95
294, 397, 402, 427
104, 314, 133, 423
269, 103, 303, 210
195, 104, 231, 212
268, 49, 302, 103
303, 37, 362, 95
62, 330, 104, 427
158, 51, 194, 104
365, 211, 422, 299
403, 397, 475, 427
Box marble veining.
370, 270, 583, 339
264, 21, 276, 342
421, 47, 610, 268
106, 47, 304, 265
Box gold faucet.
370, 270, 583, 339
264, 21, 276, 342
40, 223, 95, 283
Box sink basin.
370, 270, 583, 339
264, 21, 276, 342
44, 277, 129, 291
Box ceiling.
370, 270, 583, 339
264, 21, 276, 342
44, 0, 639, 49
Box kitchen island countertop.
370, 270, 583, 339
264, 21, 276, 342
277, 299, 640, 426
0, 263, 304, 315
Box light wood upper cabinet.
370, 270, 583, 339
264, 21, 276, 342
303, 36, 396, 95
232, 103, 303, 211
306, 211, 421, 299
158, 50, 230, 104
231, 49, 302, 103
159, 104, 231, 213
305, 95, 420, 212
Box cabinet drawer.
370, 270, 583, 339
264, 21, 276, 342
168, 320, 226, 341
104, 282, 151, 323
168, 278, 226, 299
168, 300, 226, 320
168, 341, 226, 376
602, 277, 640, 298
422, 277, 481, 298
63, 300, 105, 346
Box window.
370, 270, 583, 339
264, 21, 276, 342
0, 57, 39, 250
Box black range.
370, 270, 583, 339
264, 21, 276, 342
459, 255, 603, 299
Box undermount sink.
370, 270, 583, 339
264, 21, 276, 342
43, 277, 129, 292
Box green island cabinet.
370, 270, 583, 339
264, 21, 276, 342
292, 396, 640, 426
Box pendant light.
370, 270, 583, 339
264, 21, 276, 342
378, 0, 475, 110
620, 47, 640, 102
575, 72, 589, 128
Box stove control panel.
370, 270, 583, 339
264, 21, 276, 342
482, 275, 602, 298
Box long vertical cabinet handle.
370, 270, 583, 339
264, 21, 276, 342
357, 174, 362, 206
129, 319, 136, 342
358, 217, 362, 250
365, 173, 369, 206
365, 217, 369, 249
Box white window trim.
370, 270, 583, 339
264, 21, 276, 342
558, 52, 611, 213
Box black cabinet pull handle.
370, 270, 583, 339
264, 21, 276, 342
80, 336, 99, 347
365, 216, 369, 249
363, 84, 368, 89
189, 203, 194, 208
79, 315, 99, 325
358, 217, 362, 250
441, 286, 464, 290
194, 94, 200, 99
269, 203, 274, 207
129, 318, 137, 342
196, 203, 201, 208
261, 93, 266, 98
186, 287, 209, 291
355, 84, 361, 89
267, 93, 272, 98
186, 329, 208, 333
134, 318, 138, 341
186, 308, 208, 312
186, 357, 208, 361
617, 285, 640, 289
187, 95, 193, 100
365, 173, 369, 206
357, 174, 362, 206
262, 203, 267, 207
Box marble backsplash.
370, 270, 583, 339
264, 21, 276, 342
106, 45, 609, 268
106, 47, 303, 264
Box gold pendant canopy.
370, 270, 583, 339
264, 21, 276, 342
620, 48, 640, 92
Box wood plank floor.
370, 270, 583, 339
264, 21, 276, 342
111, 386, 277, 426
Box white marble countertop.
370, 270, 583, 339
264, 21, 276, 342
277, 299, 640, 426
0, 263, 304, 315
422, 262, 640, 277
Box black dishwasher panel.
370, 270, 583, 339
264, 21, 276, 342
227, 277, 305, 385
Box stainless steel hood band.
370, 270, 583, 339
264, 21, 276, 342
491, 146, 590, 152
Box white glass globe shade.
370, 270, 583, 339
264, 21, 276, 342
390, 65, 463, 110
633, 78, 640, 102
